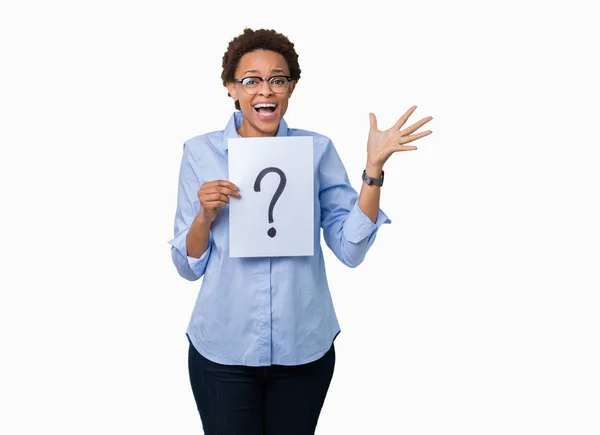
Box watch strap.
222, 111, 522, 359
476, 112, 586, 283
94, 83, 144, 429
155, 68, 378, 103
362, 169, 384, 186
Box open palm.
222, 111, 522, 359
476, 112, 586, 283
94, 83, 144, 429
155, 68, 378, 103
367, 105, 433, 169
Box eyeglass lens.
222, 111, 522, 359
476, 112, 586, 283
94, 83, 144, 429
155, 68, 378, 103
240, 77, 289, 94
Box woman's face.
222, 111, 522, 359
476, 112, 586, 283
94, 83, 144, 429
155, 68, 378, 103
227, 49, 295, 137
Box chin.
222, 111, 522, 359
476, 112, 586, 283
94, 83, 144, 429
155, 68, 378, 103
243, 109, 282, 136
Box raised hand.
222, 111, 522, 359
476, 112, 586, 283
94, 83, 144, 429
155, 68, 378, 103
367, 105, 433, 169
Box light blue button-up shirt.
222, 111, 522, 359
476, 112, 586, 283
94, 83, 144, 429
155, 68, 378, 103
169, 112, 391, 366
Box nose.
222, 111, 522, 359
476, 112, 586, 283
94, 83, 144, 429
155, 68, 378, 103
259, 79, 274, 96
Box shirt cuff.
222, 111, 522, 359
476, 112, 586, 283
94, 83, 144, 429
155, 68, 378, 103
168, 229, 212, 277
343, 200, 391, 243
187, 248, 211, 271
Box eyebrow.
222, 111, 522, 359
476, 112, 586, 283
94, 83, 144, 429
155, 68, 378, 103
243, 68, 287, 75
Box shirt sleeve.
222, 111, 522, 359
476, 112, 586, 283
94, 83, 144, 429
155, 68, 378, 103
319, 139, 391, 268
168, 142, 212, 281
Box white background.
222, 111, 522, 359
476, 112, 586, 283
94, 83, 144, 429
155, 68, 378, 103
1, 1, 598, 434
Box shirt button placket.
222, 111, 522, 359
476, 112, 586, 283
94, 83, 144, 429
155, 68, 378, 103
258, 258, 272, 365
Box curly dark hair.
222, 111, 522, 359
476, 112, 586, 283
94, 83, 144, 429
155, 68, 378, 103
221, 28, 301, 110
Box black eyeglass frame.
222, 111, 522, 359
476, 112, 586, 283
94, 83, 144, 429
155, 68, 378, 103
233, 76, 293, 94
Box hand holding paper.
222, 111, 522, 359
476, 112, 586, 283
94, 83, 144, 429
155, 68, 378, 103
197, 180, 241, 223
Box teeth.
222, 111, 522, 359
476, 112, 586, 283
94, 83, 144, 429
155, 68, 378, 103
254, 103, 277, 109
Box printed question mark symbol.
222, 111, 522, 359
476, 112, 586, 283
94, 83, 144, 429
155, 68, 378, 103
254, 167, 287, 238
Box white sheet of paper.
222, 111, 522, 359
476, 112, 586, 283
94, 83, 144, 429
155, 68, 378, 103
228, 136, 314, 257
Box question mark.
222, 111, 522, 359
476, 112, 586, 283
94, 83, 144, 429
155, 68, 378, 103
254, 167, 287, 238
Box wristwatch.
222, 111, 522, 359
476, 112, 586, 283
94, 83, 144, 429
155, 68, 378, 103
362, 169, 384, 186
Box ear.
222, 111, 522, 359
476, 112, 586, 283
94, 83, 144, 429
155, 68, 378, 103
288, 80, 296, 98
226, 82, 238, 101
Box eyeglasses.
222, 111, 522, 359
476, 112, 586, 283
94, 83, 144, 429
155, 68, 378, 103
233, 76, 292, 95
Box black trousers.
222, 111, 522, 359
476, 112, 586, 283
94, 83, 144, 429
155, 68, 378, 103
188, 342, 335, 435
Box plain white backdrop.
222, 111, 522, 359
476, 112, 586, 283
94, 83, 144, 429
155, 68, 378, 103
1, 1, 599, 434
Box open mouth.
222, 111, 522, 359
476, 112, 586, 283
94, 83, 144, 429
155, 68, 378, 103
253, 103, 278, 120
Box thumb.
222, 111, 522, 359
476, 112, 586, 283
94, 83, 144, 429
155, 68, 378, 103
369, 112, 377, 130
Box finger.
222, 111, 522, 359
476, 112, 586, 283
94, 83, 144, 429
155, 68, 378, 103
213, 186, 241, 197
210, 200, 230, 208
392, 145, 418, 152
392, 105, 418, 131
200, 197, 228, 210
369, 112, 378, 130
201, 198, 229, 209
202, 201, 229, 212
201, 192, 231, 203
202, 186, 240, 198
399, 130, 432, 144
203, 201, 229, 211
202, 180, 239, 191
400, 116, 433, 137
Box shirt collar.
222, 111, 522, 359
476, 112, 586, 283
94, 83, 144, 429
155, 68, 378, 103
221, 111, 289, 153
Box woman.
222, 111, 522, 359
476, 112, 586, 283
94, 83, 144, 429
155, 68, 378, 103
169, 28, 432, 435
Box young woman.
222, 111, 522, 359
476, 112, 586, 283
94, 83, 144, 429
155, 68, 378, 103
169, 28, 433, 435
